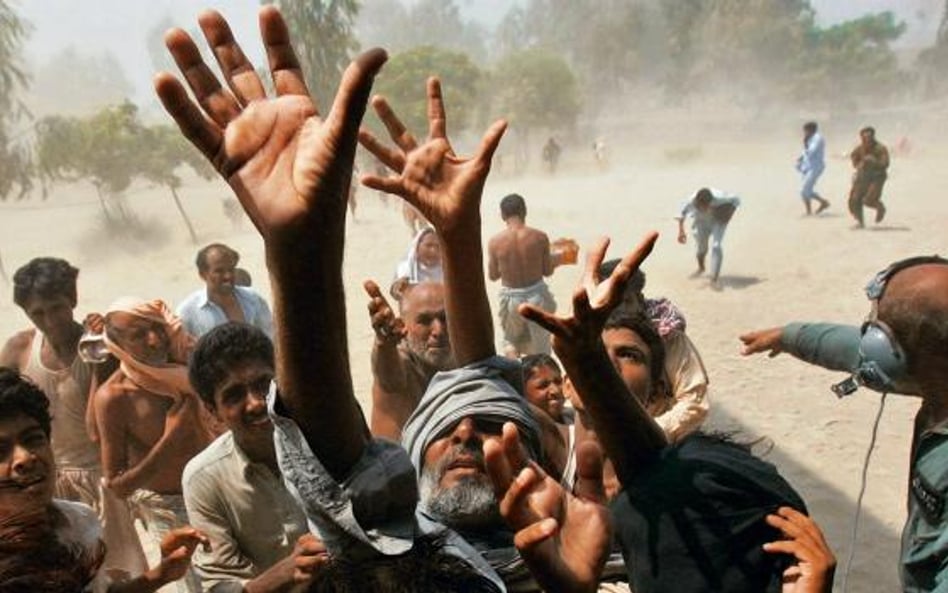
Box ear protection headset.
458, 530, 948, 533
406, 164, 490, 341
833, 255, 948, 396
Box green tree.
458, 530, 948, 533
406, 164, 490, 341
265, 0, 360, 94
372, 46, 482, 136
0, 0, 31, 201
35, 102, 213, 241
491, 48, 580, 133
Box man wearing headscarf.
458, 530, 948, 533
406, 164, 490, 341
93, 297, 212, 593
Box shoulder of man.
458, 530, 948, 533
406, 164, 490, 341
0, 328, 36, 369
183, 432, 235, 492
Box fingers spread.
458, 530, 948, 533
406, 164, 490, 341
615, 232, 659, 283
518, 302, 563, 335
198, 9, 266, 105
153, 72, 224, 166
259, 5, 311, 99
427, 77, 447, 139
581, 236, 611, 291
327, 48, 389, 153
361, 173, 406, 199
574, 440, 606, 503
372, 95, 417, 152
475, 119, 508, 168
358, 129, 404, 172
164, 26, 242, 127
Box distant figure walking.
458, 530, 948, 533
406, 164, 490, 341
541, 137, 561, 174
796, 121, 830, 215
848, 126, 890, 228
676, 187, 740, 288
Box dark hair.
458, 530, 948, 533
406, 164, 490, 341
0, 507, 100, 593
234, 268, 252, 287
860, 126, 875, 137
12, 258, 78, 308
195, 243, 240, 273
188, 322, 274, 408
603, 310, 666, 385
0, 368, 51, 437
598, 258, 646, 296
521, 353, 562, 382
694, 188, 713, 205
307, 532, 500, 593
500, 194, 526, 220
803, 121, 817, 133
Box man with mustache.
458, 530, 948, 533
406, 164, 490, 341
176, 243, 273, 339
94, 298, 211, 593
365, 280, 455, 439
184, 322, 324, 592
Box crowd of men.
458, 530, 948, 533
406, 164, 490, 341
0, 6, 944, 593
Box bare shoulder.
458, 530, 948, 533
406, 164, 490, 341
95, 370, 134, 406
0, 329, 36, 370
525, 226, 550, 245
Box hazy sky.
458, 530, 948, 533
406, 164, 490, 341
16, 0, 943, 104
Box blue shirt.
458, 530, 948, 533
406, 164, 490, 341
798, 132, 826, 174
176, 285, 273, 339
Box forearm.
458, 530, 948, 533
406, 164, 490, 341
371, 340, 409, 395
441, 217, 496, 365
559, 344, 666, 486
108, 566, 166, 593
243, 555, 297, 593
266, 239, 367, 480
779, 322, 862, 373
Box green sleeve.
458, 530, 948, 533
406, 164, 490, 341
779, 322, 862, 373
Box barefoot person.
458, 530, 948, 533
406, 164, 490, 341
488, 193, 559, 358
675, 187, 740, 287
796, 121, 830, 215
848, 126, 890, 228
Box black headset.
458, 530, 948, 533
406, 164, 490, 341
834, 255, 948, 396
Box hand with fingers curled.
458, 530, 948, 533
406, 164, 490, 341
519, 233, 659, 365
153, 6, 387, 245
739, 327, 785, 358
292, 533, 330, 583
484, 423, 613, 593
364, 279, 406, 345
155, 526, 210, 584
763, 507, 836, 593
359, 77, 507, 237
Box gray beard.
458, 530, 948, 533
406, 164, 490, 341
419, 462, 502, 533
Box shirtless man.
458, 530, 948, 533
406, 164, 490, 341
0, 258, 144, 576
95, 298, 211, 593
176, 243, 273, 339
488, 193, 558, 357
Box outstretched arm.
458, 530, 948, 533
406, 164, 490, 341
155, 7, 386, 479
485, 422, 612, 593
360, 78, 506, 366
740, 323, 861, 373
521, 235, 667, 487
363, 280, 415, 439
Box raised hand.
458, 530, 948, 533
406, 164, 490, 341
763, 507, 836, 593
485, 423, 612, 593
364, 279, 406, 345
154, 7, 386, 244
359, 77, 506, 236
520, 233, 658, 361
739, 327, 784, 357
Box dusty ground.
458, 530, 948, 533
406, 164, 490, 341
2, 116, 947, 591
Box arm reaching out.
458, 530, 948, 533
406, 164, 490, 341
154, 7, 386, 478
360, 77, 506, 366
364, 279, 415, 439
520, 234, 667, 486
485, 423, 612, 593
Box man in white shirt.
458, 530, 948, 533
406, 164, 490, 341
176, 244, 273, 339
675, 188, 741, 288
796, 121, 830, 216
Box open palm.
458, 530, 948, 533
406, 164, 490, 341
359, 77, 506, 235
153, 8, 386, 240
